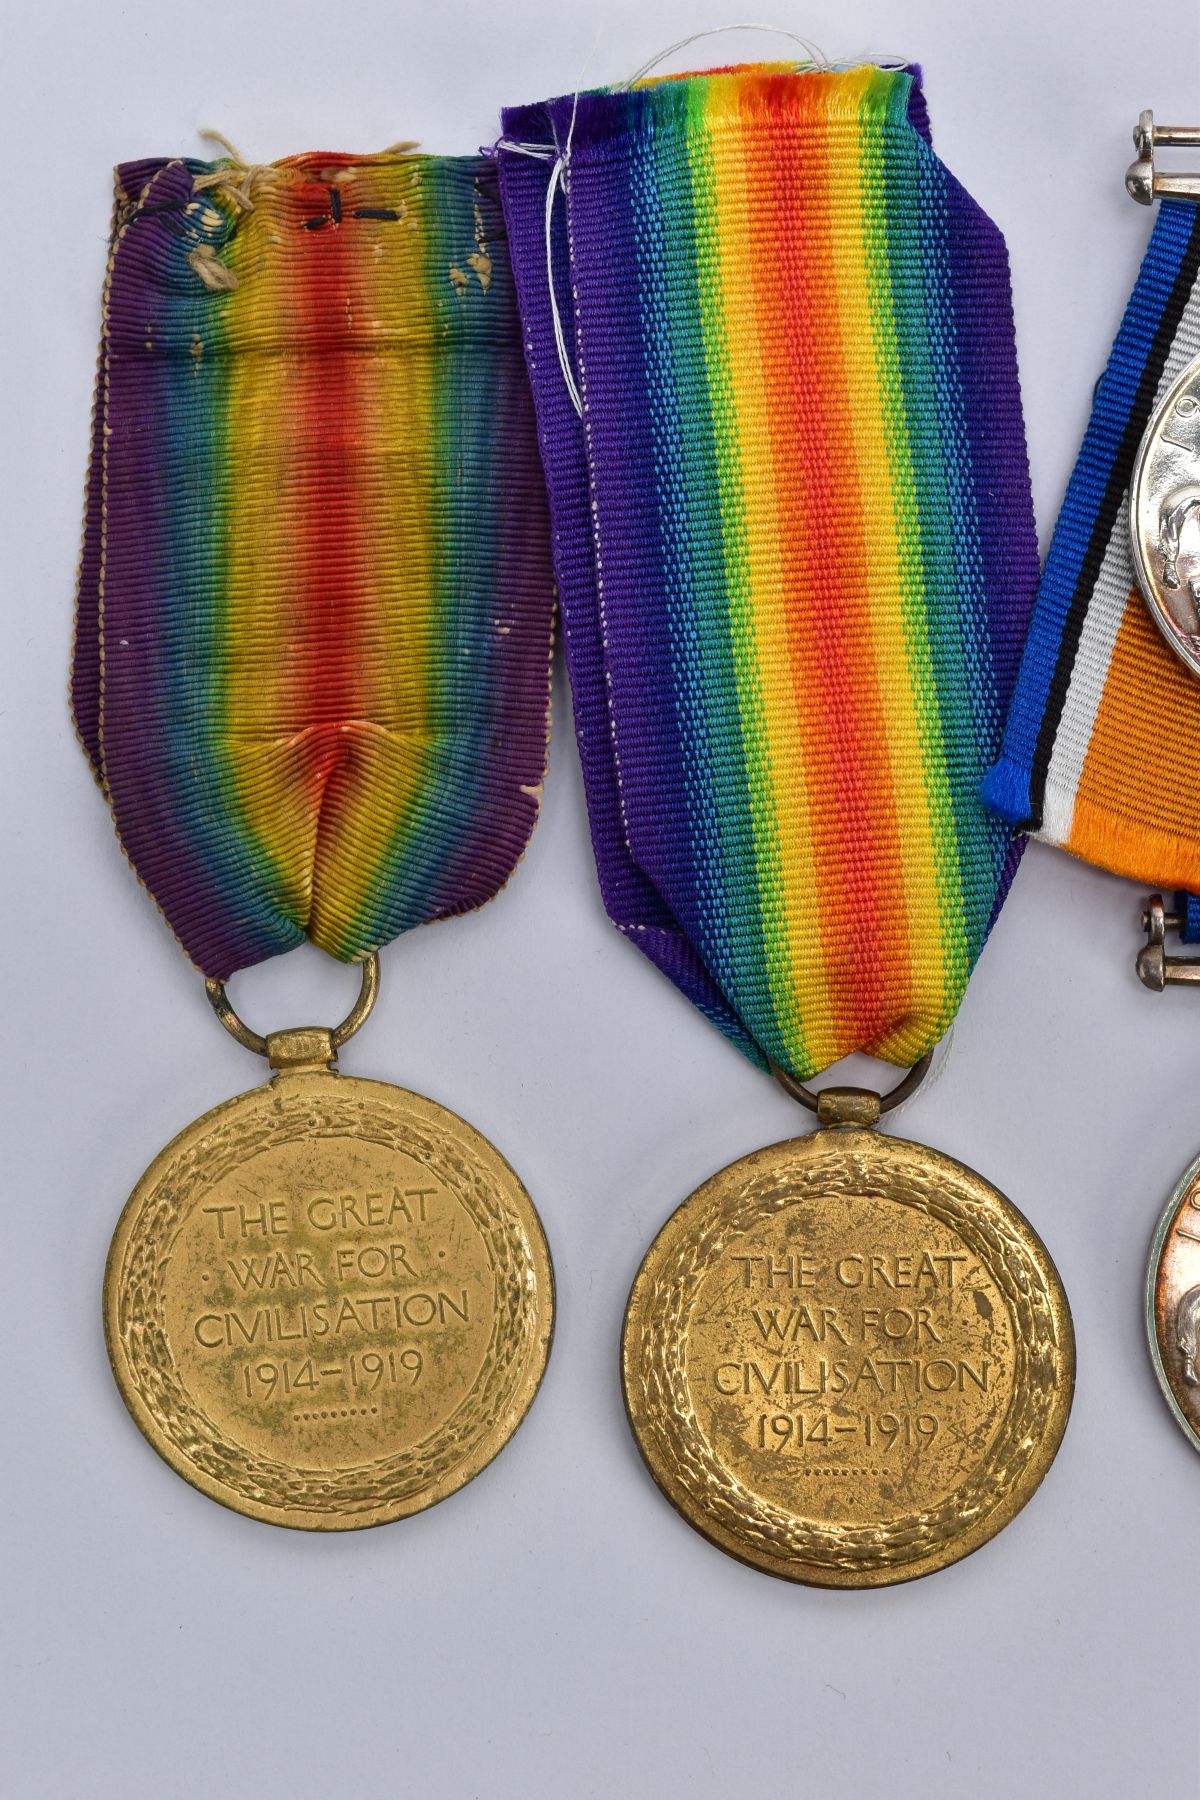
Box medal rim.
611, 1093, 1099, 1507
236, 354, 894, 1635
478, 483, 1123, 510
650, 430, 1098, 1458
621, 1127, 1074, 1589
1128, 350, 1200, 680
103, 1070, 555, 1531
1145, 1151, 1200, 1457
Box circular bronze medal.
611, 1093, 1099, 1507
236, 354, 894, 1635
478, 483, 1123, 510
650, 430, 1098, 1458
1147, 1152, 1200, 1456
1130, 351, 1200, 676
105, 1064, 553, 1529
622, 1119, 1073, 1587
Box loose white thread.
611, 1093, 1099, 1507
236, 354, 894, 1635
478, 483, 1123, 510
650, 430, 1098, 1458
498, 39, 594, 418
544, 151, 583, 417
499, 26, 905, 416
620, 23, 831, 88
191, 129, 276, 215
888, 1024, 956, 1122
494, 137, 582, 416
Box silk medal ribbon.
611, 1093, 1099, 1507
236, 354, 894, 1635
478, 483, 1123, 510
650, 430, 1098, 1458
74, 147, 554, 976
498, 64, 1039, 1077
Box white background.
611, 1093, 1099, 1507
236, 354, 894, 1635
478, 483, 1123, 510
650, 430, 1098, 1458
4, 3, 1200, 1796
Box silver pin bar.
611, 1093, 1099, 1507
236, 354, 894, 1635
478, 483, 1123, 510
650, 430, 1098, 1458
1137, 894, 1200, 988
1126, 111, 1200, 204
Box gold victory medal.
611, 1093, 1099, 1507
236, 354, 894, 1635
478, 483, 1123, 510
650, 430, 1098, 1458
623, 1099, 1072, 1587
104, 969, 553, 1529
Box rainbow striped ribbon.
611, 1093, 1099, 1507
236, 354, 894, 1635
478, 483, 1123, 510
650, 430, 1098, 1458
73, 149, 553, 979
499, 63, 1038, 1078
983, 200, 1200, 918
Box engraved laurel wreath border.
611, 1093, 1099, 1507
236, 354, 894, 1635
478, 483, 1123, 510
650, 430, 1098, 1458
111, 1082, 542, 1518
631, 1135, 1071, 1576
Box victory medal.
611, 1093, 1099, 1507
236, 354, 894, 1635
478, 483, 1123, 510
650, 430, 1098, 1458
623, 1080, 1071, 1588
103, 966, 553, 1531
499, 59, 1074, 1584
76, 141, 555, 1526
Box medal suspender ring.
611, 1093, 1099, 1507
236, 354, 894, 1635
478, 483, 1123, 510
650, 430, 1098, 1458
770, 1050, 934, 1123
203, 953, 382, 1060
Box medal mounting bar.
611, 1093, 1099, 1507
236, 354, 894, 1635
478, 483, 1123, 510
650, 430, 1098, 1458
1137, 893, 1200, 989
1126, 113, 1200, 205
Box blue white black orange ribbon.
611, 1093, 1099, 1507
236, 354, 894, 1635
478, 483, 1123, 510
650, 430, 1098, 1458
984, 200, 1200, 921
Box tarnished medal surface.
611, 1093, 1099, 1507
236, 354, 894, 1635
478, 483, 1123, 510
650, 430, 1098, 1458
1147, 1152, 1200, 1455
1130, 351, 1200, 676
623, 1122, 1073, 1587
105, 1063, 553, 1530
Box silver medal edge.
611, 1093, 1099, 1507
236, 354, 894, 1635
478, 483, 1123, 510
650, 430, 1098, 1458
1145, 1151, 1200, 1456
1128, 353, 1200, 682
